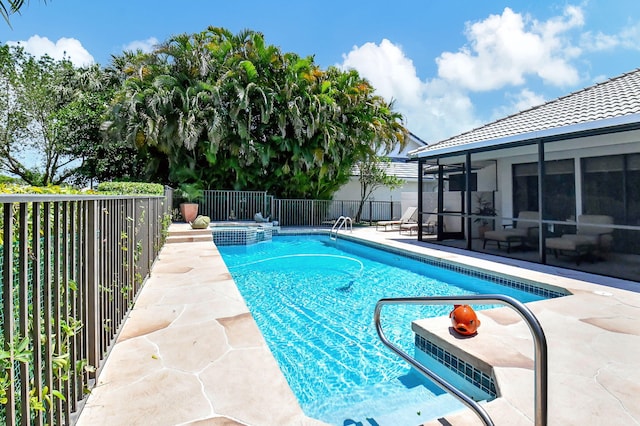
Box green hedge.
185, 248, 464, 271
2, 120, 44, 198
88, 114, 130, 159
0, 184, 90, 194
0, 182, 165, 196
96, 182, 165, 195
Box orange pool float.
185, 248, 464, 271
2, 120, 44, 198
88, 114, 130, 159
449, 304, 481, 336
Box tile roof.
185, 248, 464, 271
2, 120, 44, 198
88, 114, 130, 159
351, 160, 419, 180
387, 161, 419, 179
411, 68, 640, 157
355, 132, 429, 180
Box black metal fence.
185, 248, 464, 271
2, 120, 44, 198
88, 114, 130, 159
0, 193, 171, 425
201, 190, 270, 221
199, 190, 400, 226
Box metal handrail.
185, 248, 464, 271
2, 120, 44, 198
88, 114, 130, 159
374, 294, 548, 426
330, 216, 352, 240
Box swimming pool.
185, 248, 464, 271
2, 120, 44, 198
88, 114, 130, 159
218, 234, 553, 425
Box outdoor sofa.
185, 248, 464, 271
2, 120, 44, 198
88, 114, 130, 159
482, 211, 539, 253
546, 214, 614, 264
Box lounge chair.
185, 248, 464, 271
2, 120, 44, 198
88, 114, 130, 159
376, 206, 417, 231
483, 211, 539, 253
546, 214, 614, 264
399, 222, 431, 236
399, 210, 440, 235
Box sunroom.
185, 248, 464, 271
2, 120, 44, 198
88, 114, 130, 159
409, 69, 640, 283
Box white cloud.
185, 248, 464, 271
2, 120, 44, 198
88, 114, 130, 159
580, 21, 640, 52
581, 31, 620, 51
122, 37, 159, 54
338, 5, 637, 145
7, 35, 94, 67
492, 88, 547, 120
341, 39, 424, 107
340, 39, 480, 143
619, 22, 640, 50
436, 6, 583, 91
591, 74, 609, 84
511, 88, 546, 112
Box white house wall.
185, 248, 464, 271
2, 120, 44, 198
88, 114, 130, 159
476, 162, 497, 192
332, 179, 424, 202
488, 130, 640, 218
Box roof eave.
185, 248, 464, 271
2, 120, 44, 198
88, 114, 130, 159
409, 113, 640, 159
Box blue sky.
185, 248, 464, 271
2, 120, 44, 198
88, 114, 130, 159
2, 0, 640, 144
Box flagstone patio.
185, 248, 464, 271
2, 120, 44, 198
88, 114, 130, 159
75, 224, 640, 426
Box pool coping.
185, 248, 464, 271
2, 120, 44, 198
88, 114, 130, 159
280, 228, 640, 425
342, 228, 640, 425
76, 226, 326, 426
75, 224, 640, 426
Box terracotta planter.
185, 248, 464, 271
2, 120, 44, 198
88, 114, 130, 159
180, 203, 199, 223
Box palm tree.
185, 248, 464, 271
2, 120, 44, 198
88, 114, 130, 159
1, 1, 46, 26
106, 26, 408, 199
1, 0, 23, 21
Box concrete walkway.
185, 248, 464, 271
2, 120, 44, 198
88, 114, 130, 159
75, 224, 640, 426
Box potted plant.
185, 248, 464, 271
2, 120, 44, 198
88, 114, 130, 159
178, 183, 203, 223
473, 195, 497, 238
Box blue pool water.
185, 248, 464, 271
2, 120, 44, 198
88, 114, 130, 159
218, 235, 546, 425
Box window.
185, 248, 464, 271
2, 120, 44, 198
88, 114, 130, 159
513, 159, 575, 220
513, 163, 538, 214
626, 154, 640, 226
448, 173, 477, 191
582, 153, 640, 225
543, 160, 575, 221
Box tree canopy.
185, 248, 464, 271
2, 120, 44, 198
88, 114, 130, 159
0, 26, 407, 198
355, 156, 404, 221
0, 44, 121, 186
0, 44, 77, 185
106, 27, 407, 199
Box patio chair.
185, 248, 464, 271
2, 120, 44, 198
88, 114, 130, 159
399, 210, 441, 235
546, 214, 614, 264
376, 206, 417, 231
483, 211, 539, 253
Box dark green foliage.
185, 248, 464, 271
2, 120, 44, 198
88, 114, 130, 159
0, 45, 121, 186
96, 181, 165, 195
0, 174, 22, 184
2, 26, 406, 197
105, 27, 407, 199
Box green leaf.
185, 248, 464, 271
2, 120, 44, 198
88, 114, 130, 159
51, 389, 66, 401
239, 60, 258, 81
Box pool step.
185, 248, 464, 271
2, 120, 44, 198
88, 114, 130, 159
165, 225, 212, 244
309, 383, 464, 426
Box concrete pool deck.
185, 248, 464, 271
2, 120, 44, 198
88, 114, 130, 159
75, 224, 640, 425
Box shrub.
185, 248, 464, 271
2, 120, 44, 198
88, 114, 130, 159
0, 184, 89, 194
96, 182, 164, 195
